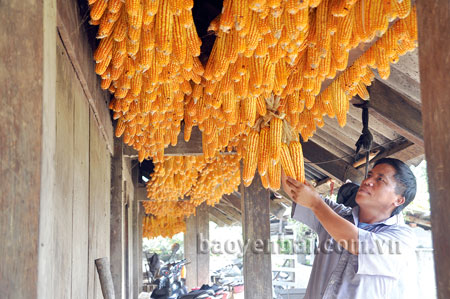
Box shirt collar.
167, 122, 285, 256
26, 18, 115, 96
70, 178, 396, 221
351, 206, 405, 227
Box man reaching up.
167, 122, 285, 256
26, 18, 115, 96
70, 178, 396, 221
282, 158, 418, 299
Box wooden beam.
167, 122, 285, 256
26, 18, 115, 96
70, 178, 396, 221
110, 138, 124, 298
240, 173, 272, 299
209, 211, 227, 227
1, 0, 51, 297
185, 203, 210, 290
365, 80, 424, 147
417, 1, 450, 298
302, 140, 365, 184
57, 0, 114, 155
215, 203, 241, 224
404, 215, 431, 229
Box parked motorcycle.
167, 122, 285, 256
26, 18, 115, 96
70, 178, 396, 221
151, 244, 188, 299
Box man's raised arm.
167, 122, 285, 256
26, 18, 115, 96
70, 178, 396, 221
283, 174, 359, 255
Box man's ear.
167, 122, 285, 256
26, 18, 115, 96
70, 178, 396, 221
394, 196, 406, 207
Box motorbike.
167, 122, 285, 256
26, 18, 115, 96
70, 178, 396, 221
151, 244, 188, 299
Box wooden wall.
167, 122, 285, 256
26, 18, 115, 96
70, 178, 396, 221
37, 37, 112, 299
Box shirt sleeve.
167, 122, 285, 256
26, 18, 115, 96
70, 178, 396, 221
357, 226, 416, 279
291, 197, 352, 233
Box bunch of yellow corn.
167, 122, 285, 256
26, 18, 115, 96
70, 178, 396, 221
188, 0, 414, 163
143, 214, 186, 239
144, 154, 240, 220
90, 0, 202, 163
296, 4, 417, 140
240, 94, 306, 189
143, 200, 198, 218
88, 0, 417, 196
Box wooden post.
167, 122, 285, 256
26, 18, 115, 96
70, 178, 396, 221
417, 1, 450, 298
0, 0, 53, 298
110, 138, 124, 299
240, 173, 272, 299
184, 203, 210, 290
95, 258, 116, 299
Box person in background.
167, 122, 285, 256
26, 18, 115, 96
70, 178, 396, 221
282, 158, 418, 299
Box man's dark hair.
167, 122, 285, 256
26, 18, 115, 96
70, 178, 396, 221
374, 158, 417, 215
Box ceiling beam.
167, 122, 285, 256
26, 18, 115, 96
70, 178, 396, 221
209, 206, 235, 226
302, 140, 365, 184
365, 80, 424, 147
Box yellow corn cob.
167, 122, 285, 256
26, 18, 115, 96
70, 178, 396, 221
90, 0, 108, 21
395, 0, 411, 19
172, 16, 187, 65
256, 96, 267, 116
234, 0, 249, 32
115, 118, 127, 137
268, 161, 281, 190
256, 127, 269, 176
94, 34, 114, 62
155, 0, 174, 55
406, 5, 417, 41
97, 12, 117, 38
288, 140, 305, 182
186, 21, 202, 56
108, 0, 122, 13
280, 143, 296, 178
126, 0, 141, 16
95, 54, 112, 75
369, 0, 386, 36
113, 11, 128, 41
269, 117, 283, 164
220, 0, 233, 32
243, 130, 260, 186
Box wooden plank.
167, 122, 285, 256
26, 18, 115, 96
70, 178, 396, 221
209, 207, 234, 226
57, 0, 114, 155
89, 110, 112, 299
309, 134, 350, 161
0, 0, 47, 297
110, 138, 124, 299
375, 50, 421, 106
302, 140, 365, 184
68, 40, 91, 299
417, 2, 450, 298
209, 213, 227, 227
185, 212, 199, 290
215, 203, 241, 223
314, 129, 355, 157
240, 173, 272, 299
38, 37, 76, 299
366, 80, 424, 147
196, 203, 210, 286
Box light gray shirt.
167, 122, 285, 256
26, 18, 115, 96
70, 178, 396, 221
292, 199, 418, 299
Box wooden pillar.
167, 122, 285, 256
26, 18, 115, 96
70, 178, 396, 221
0, 0, 54, 298
417, 1, 450, 298
184, 203, 210, 290
137, 201, 144, 293
240, 174, 272, 299
110, 138, 124, 299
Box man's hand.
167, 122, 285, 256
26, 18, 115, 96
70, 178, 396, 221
282, 169, 359, 255
281, 170, 321, 210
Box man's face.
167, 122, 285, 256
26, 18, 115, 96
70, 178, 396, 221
355, 163, 405, 216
